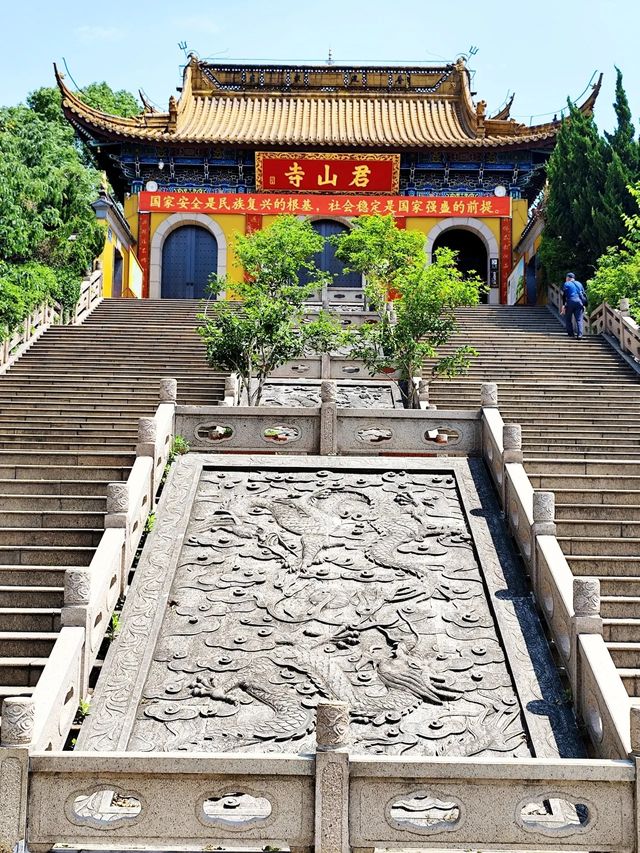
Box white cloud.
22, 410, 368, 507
74, 25, 124, 42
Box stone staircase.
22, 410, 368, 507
427, 305, 640, 698
0, 299, 222, 710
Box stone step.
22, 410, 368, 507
555, 503, 640, 520
558, 536, 640, 557
528, 473, 640, 491
607, 643, 640, 669
526, 459, 640, 476
0, 586, 63, 608
601, 596, 640, 619
523, 446, 640, 459
0, 566, 66, 586
599, 577, 640, 597
0, 479, 109, 496
0, 546, 94, 566
0, 439, 136, 452
0, 656, 48, 686
0, 632, 58, 657
618, 669, 640, 696
0, 465, 130, 481
603, 619, 640, 643
0, 510, 105, 529
0, 494, 106, 512
556, 519, 640, 538
0, 608, 60, 632
569, 555, 640, 576
553, 489, 640, 506
0, 528, 103, 547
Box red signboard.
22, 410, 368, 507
256, 152, 399, 194
139, 192, 511, 218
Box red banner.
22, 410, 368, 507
139, 192, 511, 218
256, 152, 399, 194
137, 213, 151, 299
500, 217, 512, 305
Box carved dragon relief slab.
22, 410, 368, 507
260, 382, 397, 409
128, 468, 532, 757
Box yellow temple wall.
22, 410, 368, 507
98, 225, 130, 299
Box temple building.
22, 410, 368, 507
56, 56, 601, 303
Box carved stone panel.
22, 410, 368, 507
260, 382, 397, 409
128, 467, 532, 757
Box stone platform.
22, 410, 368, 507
78, 454, 583, 759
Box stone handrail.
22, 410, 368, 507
14, 747, 636, 853
176, 401, 481, 457
62, 268, 104, 326
0, 301, 61, 375
480, 383, 631, 758
548, 282, 640, 362
0, 380, 177, 754
0, 270, 104, 376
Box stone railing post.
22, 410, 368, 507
571, 577, 602, 715
222, 374, 238, 406
321, 352, 331, 380
418, 379, 435, 410
315, 701, 350, 853
319, 380, 338, 456
136, 416, 158, 458
531, 490, 556, 587
501, 423, 522, 506
0, 745, 29, 853
481, 382, 498, 408
159, 377, 178, 403
630, 705, 640, 760
620, 298, 631, 317
0, 698, 35, 748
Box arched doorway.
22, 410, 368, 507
161, 225, 218, 299
432, 228, 489, 302
112, 247, 123, 298
300, 220, 361, 288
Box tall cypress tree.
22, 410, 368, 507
540, 71, 640, 284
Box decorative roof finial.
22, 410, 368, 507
327, 48, 334, 66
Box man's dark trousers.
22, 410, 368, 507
565, 301, 584, 337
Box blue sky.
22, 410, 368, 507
1, 0, 637, 134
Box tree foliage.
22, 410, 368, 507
540, 70, 640, 284
197, 216, 345, 405
588, 183, 640, 320
0, 80, 139, 339
332, 217, 481, 407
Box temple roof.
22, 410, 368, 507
55, 57, 602, 151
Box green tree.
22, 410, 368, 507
78, 82, 141, 118
331, 214, 426, 298
588, 183, 640, 319
333, 217, 481, 408
540, 71, 640, 284
197, 216, 345, 405
0, 79, 140, 338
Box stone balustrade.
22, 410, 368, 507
480, 382, 631, 759
549, 282, 640, 364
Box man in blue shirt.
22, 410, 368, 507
561, 272, 588, 339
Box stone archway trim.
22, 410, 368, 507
149, 213, 228, 299
425, 217, 500, 261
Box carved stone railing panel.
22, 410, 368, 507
27, 753, 314, 851
534, 536, 574, 669
578, 635, 631, 759
177, 406, 481, 456
349, 756, 635, 852
29, 627, 85, 751
504, 464, 534, 569
259, 380, 399, 409
337, 409, 480, 455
